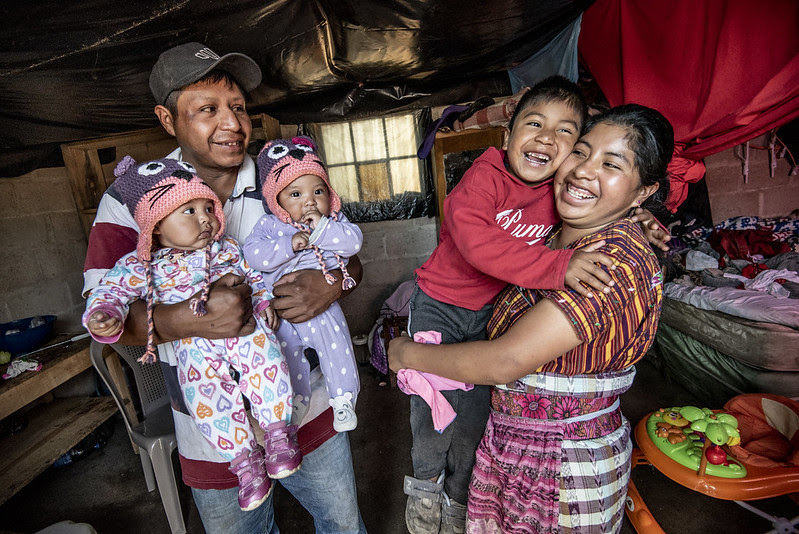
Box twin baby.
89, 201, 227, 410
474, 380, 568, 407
82, 136, 362, 511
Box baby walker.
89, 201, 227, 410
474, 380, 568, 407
625, 395, 799, 534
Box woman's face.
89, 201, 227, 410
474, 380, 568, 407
553, 123, 657, 234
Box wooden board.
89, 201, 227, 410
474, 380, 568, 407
0, 336, 92, 421
430, 127, 504, 221
0, 396, 117, 504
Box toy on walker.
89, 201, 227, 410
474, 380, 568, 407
646, 406, 746, 478
626, 396, 799, 534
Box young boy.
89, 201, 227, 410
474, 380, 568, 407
402, 76, 666, 533
244, 136, 363, 433
83, 156, 301, 512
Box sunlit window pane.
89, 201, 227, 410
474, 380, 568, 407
359, 162, 390, 201
351, 119, 387, 161
390, 158, 423, 194
385, 115, 417, 157
328, 165, 358, 201
304, 108, 431, 221
319, 123, 354, 165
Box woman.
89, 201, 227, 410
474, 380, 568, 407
389, 104, 673, 534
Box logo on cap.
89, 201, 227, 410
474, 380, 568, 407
195, 48, 220, 61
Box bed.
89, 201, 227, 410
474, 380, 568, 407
648, 215, 799, 407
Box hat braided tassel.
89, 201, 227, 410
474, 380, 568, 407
139, 261, 158, 364
313, 244, 338, 285
189, 245, 213, 316
337, 256, 357, 290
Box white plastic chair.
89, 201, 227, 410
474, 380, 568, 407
90, 340, 186, 534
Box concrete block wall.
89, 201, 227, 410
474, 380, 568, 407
340, 217, 437, 337
0, 167, 87, 333
703, 134, 799, 223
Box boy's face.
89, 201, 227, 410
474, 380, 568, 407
503, 99, 582, 185
277, 174, 331, 226
154, 198, 221, 251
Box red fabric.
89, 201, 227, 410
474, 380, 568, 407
181, 408, 336, 489
724, 394, 799, 468
83, 222, 138, 272
415, 147, 572, 311
579, 0, 799, 211
707, 229, 791, 260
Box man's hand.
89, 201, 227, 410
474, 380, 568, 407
564, 241, 616, 298
119, 273, 256, 345
271, 254, 363, 323
271, 269, 340, 323
631, 207, 671, 251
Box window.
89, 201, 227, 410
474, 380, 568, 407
305, 108, 433, 222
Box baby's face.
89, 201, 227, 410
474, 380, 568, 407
503, 99, 582, 186
154, 198, 220, 251
277, 174, 331, 227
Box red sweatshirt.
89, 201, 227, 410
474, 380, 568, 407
416, 147, 572, 310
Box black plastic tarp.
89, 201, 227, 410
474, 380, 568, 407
0, 0, 593, 176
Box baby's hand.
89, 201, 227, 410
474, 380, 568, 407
631, 207, 671, 251
292, 231, 310, 251
302, 211, 322, 229
86, 311, 122, 338
260, 305, 280, 331
564, 241, 616, 298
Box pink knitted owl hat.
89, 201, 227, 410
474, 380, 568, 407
257, 136, 341, 224
257, 136, 356, 291
113, 156, 226, 261
112, 156, 226, 362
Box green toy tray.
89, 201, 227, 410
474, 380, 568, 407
645, 409, 747, 479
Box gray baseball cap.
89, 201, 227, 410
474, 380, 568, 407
149, 42, 262, 105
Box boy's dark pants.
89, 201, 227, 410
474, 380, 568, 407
407, 285, 492, 504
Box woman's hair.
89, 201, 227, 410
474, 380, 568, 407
508, 75, 588, 133
585, 104, 674, 212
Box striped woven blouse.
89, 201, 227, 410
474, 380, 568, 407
487, 218, 664, 375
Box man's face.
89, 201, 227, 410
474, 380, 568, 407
171, 79, 252, 176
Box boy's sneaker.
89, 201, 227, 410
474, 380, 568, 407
440, 492, 466, 534
330, 394, 358, 432
404, 473, 445, 534
264, 420, 302, 479
229, 447, 272, 511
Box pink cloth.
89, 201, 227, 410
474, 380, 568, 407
396, 331, 474, 433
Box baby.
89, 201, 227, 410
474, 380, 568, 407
83, 157, 299, 511
243, 136, 363, 432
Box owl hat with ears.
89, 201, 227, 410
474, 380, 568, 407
113, 156, 226, 362
257, 136, 355, 290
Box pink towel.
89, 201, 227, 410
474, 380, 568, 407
396, 331, 474, 433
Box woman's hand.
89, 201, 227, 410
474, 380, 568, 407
388, 334, 413, 373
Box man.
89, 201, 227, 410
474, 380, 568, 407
83, 42, 366, 533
